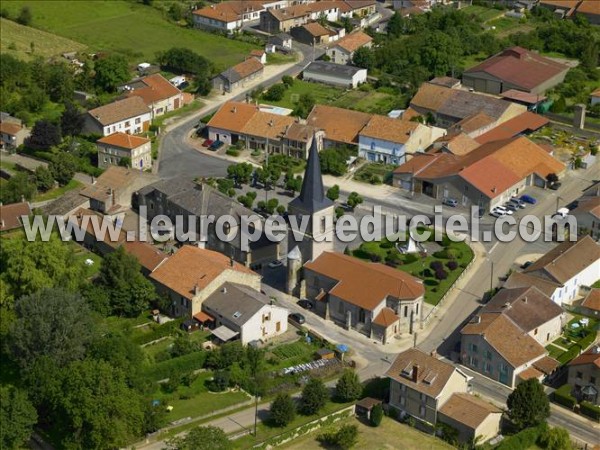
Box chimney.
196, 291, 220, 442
230, 256, 234, 267
412, 365, 419, 383
222, 286, 227, 294
232, 106, 237, 113
194, 283, 200, 295
522, 297, 527, 303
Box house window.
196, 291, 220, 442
419, 393, 425, 401
484, 362, 492, 373
338, 301, 344, 314
399, 396, 406, 406
534, 328, 538, 335
576, 371, 583, 379
135, 118, 141, 124
401, 384, 407, 392
484, 350, 492, 360
591, 376, 596, 384
469, 343, 478, 353
125, 121, 130, 127
469, 356, 478, 368
404, 306, 408, 317
419, 405, 426, 417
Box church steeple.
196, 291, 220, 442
289, 135, 333, 214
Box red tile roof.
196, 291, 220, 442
359, 115, 421, 144
207, 101, 259, 134
569, 345, 600, 369
0, 122, 23, 136
307, 105, 372, 144
581, 289, 600, 313
372, 307, 399, 327
0, 202, 31, 231
302, 22, 334, 37
121, 241, 167, 272
475, 112, 549, 144
97, 132, 150, 149
88, 97, 150, 126
576, 0, 600, 15
333, 30, 372, 53
465, 47, 569, 91
439, 393, 502, 430
500, 89, 547, 105
125, 74, 182, 106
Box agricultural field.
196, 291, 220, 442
1, 1, 257, 69
333, 88, 405, 115
0, 17, 86, 60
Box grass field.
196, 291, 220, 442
260, 80, 343, 110
0, 17, 87, 61
2, 1, 257, 69
462, 5, 505, 22
280, 416, 453, 450
35, 178, 82, 202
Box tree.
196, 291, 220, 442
157, 47, 213, 96
99, 246, 156, 317
352, 47, 375, 70
49, 151, 78, 186
538, 424, 572, 450
285, 171, 302, 194
16, 6, 32, 25
263, 83, 286, 101
25, 119, 61, 150
370, 404, 383, 427
265, 198, 279, 215
118, 156, 131, 167
347, 192, 363, 209
299, 377, 328, 415
506, 378, 550, 430
60, 101, 84, 137
293, 93, 315, 118
94, 54, 130, 92
327, 184, 340, 202
88, 332, 146, 387
320, 148, 348, 176
546, 173, 559, 184
227, 162, 253, 186
270, 393, 296, 427
9, 288, 95, 370
0, 386, 37, 450
53, 359, 144, 449
335, 369, 363, 402
165, 425, 231, 450
319, 424, 359, 450
46, 63, 74, 103
32, 165, 54, 192
282, 75, 294, 87
0, 172, 36, 204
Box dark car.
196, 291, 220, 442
289, 313, 305, 324
566, 200, 579, 211
297, 299, 313, 310
549, 182, 562, 191
521, 261, 533, 269
202, 138, 214, 147
208, 140, 224, 151
520, 194, 537, 205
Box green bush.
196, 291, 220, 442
145, 351, 207, 381
403, 253, 418, 264
226, 147, 240, 157
370, 404, 383, 427
133, 320, 183, 346
495, 425, 544, 450
552, 385, 576, 409
580, 401, 600, 422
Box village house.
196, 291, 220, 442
260, 2, 341, 33
306, 104, 372, 148
96, 132, 152, 170
567, 344, 600, 405
326, 30, 372, 65
84, 97, 151, 136
206, 101, 317, 158
409, 82, 526, 130
358, 115, 445, 164
474, 111, 549, 145
303, 252, 425, 343
0, 201, 32, 233
579, 289, 600, 319
133, 177, 280, 268
291, 22, 341, 45
201, 282, 288, 345
385, 348, 501, 441
192, 0, 291, 32
538, 0, 581, 19
569, 196, 600, 241
149, 245, 261, 318
267, 33, 293, 52
212, 58, 264, 94
302, 61, 367, 88
0, 116, 30, 150
393, 136, 565, 211
463, 47, 570, 95
504, 236, 600, 306
123, 73, 184, 119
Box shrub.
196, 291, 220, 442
282, 75, 294, 87
435, 269, 448, 280
403, 253, 418, 264
145, 351, 207, 381
270, 394, 296, 427
553, 385, 576, 409
380, 240, 393, 249
263, 83, 286, 101
370, 253, 381, 263
370, 404, 383, 427
580, 401, 600, 421
495, 425, 544, 450
423, 269, 432, 278
318, 424, 358, 450
226, 147, 240, 157
430, 261, 443, 271
447, 261, 458, 271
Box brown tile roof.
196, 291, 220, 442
359, 116, 420, 144
307, 105, 372, 144
125, 74, 182, 106
68, 207, 126, 246
267, 2, 341, 21
465, 47, 569, 92
0, 201, 31, 231
410, 83, 456, 113
0, 122, 22, 136
503, 271, 560, 298
533, 356, 560, 375
80, 166, 145, 202
453, 112, 495, 134
458, 156, 522, 199
475, 112, 549, 144
333, 30, 372, 53
461, 313, 546, 368
88, 97, 150, 126
302, 22, 334, 37
500, 89, 547, 105
483, 286, 563, 334
372, 307, 399, 327
429, 76, 460, 88
571, 196, 600, 220
194, 311, 215, 322
523, 236, 600, 285
439, 393, 502, 430
401, 107, 421, 121
193, 1, 246, 22
569, 345, 600, 369
592, 87, 600, 97
386, 348, 461, 398
304, 252, 424, 311
243, 111, 295, 140
576, 0, 600, 15
207, 101, 259, 134
121, 241, 167, 272
581, 289, 600, 313
435, 132, 480, 156
518, 366, 544, 381
150, 245, 258, 299
284, 122, 316, 143
97, 132, 150, 149
355, 397, 382, 410
233, 57, 264, 80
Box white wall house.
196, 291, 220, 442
97, 133, 152, 170
303, 61, 367, 89
84, 97, 152, 137
550, 261, 600, 304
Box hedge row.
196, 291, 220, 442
495, 425, 544, 450
552, 385, 576, 409
580, 401, 600, 422
133, 320, 183, 346
145, 351, 207, 381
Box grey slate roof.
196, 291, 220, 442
289, 136, 333, 214
437, 89, 513, 121
304, 61, 364, 80
203, 282, 269, 327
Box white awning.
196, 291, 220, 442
211, 325, 239, 342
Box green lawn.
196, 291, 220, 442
35, 179, 82, 202
2, 1, 257, 70
266, 52, 298, 65
154, 371, 250, 422
152, 99, 204, 129
279, 416, 453, 450
260, 80, 343, 110
332, 89, 405, 115
353, 235, 474, 306
545, 315, 599, 365
354, 162, 397, 185
265, 339, 318, 371
462, 5, 505, 22
72, 244, 102, 279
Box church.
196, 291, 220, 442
286, 136, 425, 343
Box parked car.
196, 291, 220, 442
494, 205, 513, 215
490, 208, 507, 218
566, 200, 579, 211
202, 138, 214, 147
505, 203, 519, 212
520, 194, 537, 204
208, 140, 224, 151
268, 260, 283, 269
549, 182, 562, 191
509, 198, 526, 209
442, 198, 458, 207
289, 313, 305, 324
298, 299, 313, 310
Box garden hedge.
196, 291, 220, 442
580, 401, 600, 422
552, 384, 576, 409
